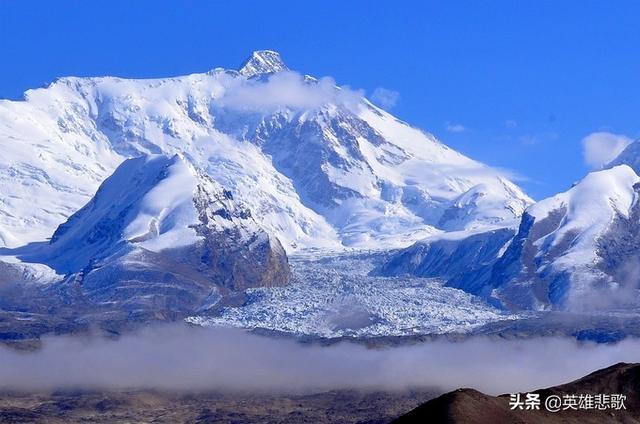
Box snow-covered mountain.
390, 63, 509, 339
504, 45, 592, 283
0, 50, 532, 253
5, 51, 640, 337
490, 165, 640, 310
381, 164, 640, 311
0, 154, 289, 312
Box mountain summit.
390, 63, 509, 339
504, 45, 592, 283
238, 50, 288, 77
0, 51, 531, 253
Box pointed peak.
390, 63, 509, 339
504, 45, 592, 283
238, 50, 288, 77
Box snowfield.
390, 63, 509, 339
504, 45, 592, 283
187, 252, 518, 338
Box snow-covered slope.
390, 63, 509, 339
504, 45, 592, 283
380, 165, 640, 311
0, 154, 290, 312
490, 165, 640, 310
0, 50, 531, 252
0, 92, 122, 247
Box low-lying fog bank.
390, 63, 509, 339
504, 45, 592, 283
0, 324, 638, 395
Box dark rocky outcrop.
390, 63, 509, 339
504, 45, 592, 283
393, 362, 640, 424
376, 228, 515, 296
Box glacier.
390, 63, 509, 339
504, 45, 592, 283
4, 50, 639, 340
187, 251, 518, 338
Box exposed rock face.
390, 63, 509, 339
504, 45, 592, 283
1, 154, 290, 314
488, 209, 571, 309
376, 228, 515, 296
190, 177, 290, 292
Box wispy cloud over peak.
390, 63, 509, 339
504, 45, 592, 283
370, 87, 399, 109
445, 122, 467, 133
582, 132, 633, 169
217, 70, 364, 112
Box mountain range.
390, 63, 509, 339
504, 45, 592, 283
1, 50, 639, 336
0, 50, 532, 255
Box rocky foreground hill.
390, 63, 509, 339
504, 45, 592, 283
393, 362, 640, 423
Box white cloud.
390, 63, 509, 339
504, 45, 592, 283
492, 166, 531, 183
0, 324, 639, 396
217, 71, 364, 112
518, 132, 558, 146
370, 87, 399, 109
504, 120, 518, 129
582, 132, 633, 169
445, 122, 467, 133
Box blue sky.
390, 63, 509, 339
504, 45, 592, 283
1, 1, 638, 199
